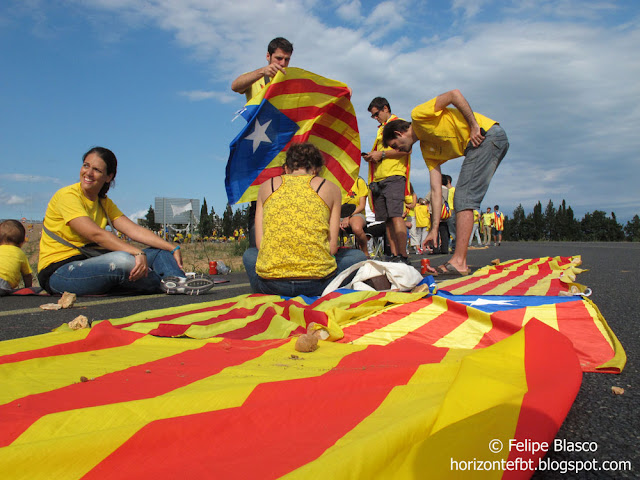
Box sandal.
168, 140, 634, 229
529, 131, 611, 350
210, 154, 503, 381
435, 262, 470, 276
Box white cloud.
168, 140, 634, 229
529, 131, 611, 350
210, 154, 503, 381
11, 0, 640, 221
179, 89, 237, 103
128, 208, 148, 223
0, 188, 28, 206
0, 173, 63, 184
336, 0, 362, 22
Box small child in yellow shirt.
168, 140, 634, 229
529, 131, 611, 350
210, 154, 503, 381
414, 198, 433, 254
0, 220, 33, 295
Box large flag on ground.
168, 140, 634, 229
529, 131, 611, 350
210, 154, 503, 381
225, 67, 361, 204
0, 257, 626, 479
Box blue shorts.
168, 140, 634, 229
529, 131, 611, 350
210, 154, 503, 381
453, 124, 509, 212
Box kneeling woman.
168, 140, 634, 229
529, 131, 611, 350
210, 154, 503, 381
38, 147, 213, 296
243, 143, 366, 297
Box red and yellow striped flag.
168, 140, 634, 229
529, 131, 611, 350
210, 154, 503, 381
0, 256, 626, 478
225, 68, 361, 204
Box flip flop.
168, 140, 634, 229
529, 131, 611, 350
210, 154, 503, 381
435, 262, 470, 276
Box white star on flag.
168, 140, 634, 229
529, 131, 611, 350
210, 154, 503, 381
245, 119, 272, 153
458, 298, 517, 307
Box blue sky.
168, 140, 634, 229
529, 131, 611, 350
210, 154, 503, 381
1, 0, 639, 224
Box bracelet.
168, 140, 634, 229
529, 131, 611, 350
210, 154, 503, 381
381, 151, 386, 160
134, 252, 146, 257
171, 245, 180, 254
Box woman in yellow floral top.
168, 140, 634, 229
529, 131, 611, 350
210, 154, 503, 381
243, 143, 366, 297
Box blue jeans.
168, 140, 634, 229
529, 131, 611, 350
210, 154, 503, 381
243, 247, 366, 297
48, 248, 184, 296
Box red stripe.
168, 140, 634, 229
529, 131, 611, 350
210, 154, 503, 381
555, 300, 618, 372
341, 297, 472, 345
445, 259, 541, 295
114, 301, 238, 329
502, 262, 552, 295
250, 166, 285, 186
0, 334, 286, 447
279, 102, 358, 133
82, 336, 447, 479
504, 320, 582, 479
475, 307, 527, 348
264, 78, 350, 102
340, 297, 433, 342
0, 321, 143, 365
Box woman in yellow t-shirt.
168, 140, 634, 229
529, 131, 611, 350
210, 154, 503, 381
243, 143, 366, 297
38, 147, 213, 296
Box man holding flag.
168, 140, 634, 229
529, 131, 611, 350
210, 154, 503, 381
231, 37, 294, 247
231, 37, 294, 102
226, 59, 361, 256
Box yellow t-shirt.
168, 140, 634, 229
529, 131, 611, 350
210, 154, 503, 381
257, 175, 336, 279
411, 98, 497, 171
38, 183, 124, 271
342, 177, 369, 206
371, 114, 411, 182
482, 212, 494, 227
473, 209, 480, 224
0, 245, 32, 288
447, 186, 455, 207
415, 204, 431, 229
244, 76, 267, 102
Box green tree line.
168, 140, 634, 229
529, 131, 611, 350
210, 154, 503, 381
140, 199, 251, 239
503, 199, 640, 241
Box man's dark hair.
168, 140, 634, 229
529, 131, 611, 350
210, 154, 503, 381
0, 219, 26, 246
382, 119, 411, 147
442, 174, 452, 186
494, 205, 500, 210
368, 97, 390, 113
268, 37, 293, 55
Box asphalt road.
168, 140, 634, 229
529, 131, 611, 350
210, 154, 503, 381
1, 242, 637, 479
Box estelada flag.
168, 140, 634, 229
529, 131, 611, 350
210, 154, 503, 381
225, 67, 361, 204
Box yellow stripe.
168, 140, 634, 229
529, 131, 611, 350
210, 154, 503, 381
351, 295, 449, 346
0, 328, 90, 358
3, 339, 364, 479
284, 328, 527, 480
434, 305, 493, 350
0, 335, 209, 405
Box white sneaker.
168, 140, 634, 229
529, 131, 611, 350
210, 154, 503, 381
161, 275, 215, 295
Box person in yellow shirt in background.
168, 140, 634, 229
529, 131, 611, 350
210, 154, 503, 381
414, 198, 432, 254
443, 174, 456, 248
469, 209, 483, 246
405, 184, 419, 254
493, 205, 505, 246
482, 207, 494, 245
0, 219, 32, 295
340, 176, 370, 256
363, 97, 411, 265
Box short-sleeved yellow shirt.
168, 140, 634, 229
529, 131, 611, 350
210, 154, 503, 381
411, 98, 497, 171
415, 204, 431, 229
0, 245, 31, 288
342, 177, 369, 206
371, 114, 411, 182
38, 183, 124, 271
244, 76, 267, 102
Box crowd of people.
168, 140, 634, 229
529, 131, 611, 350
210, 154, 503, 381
0, 35, 509, 298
